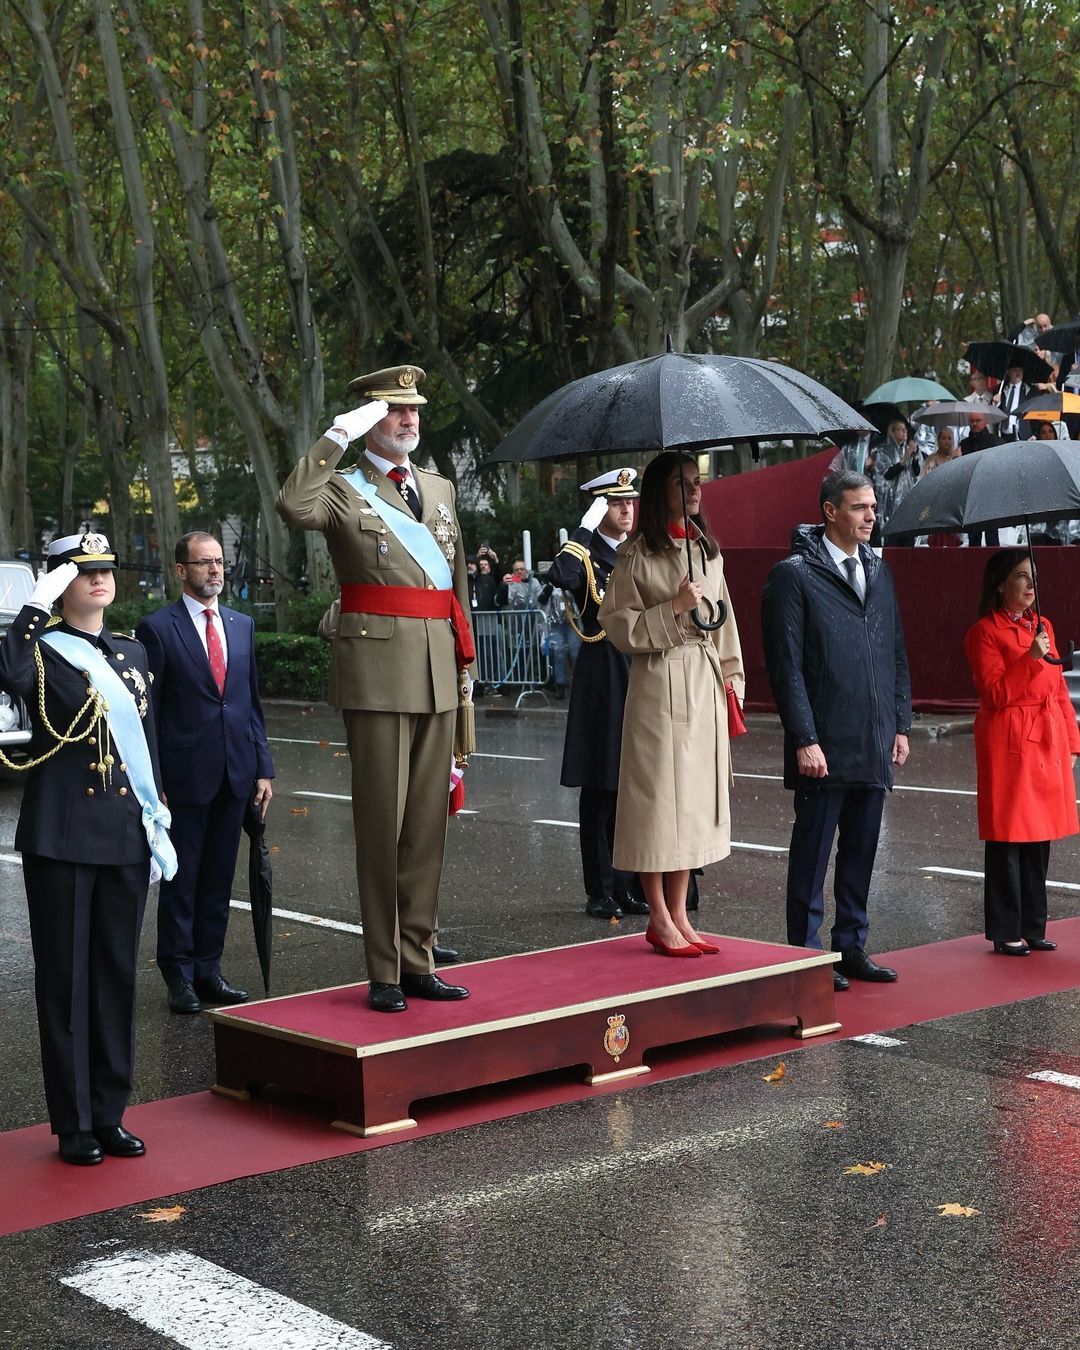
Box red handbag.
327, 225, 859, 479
726, 683, 748, 737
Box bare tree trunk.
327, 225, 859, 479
0, 227, 36, 554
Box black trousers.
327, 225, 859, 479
23, 854, 148, 1135
786, 787, 885, 951
578, 786, 633, 902
984, 840, 1050, 943
157, 778, 247, 986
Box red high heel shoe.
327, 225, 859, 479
691, 939, 720, 954
645, 926, 701, 958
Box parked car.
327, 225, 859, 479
0, 560, 35, 774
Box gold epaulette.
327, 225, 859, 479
111, 630, 135, 640
555, 542, 607, 643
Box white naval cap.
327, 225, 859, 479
580, 467, 639, 499
46, 531, 117, 572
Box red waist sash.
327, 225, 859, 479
340, 584, 475, 666
341, 583, 451, 619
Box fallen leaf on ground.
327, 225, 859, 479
823, 1120, 845, 1129
136, 1205, 185, 1223
333, 752, 348, 758
936, 1203, 980, 1218
269, 845, 280, 854
608, 915, 620, 926
319, 739, 330, 748
869, 1214, 888, 1228
762, 1061, 786, 1083
289, 806, 309, 815
844, 1161, 889, 1176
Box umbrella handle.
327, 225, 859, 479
691, 602, 728, 632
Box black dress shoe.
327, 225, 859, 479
432, 943, 460, 965
93, 1124, 145, 1157
620, 894, 651, 916
992, 941, 1029, 956
194, 975, 249, 1005
833, 969, 850, 992
167, 980, 202, 1014
585, 896, 623, 919
1026, 938, 1057, 952
400, 973, 470, 1000
58, 1131, 103, 1166
368, 981, 407, 1012
837, 948, 898, 982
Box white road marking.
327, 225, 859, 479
1028, 1070, 1080, 1091
471, 752, 545, 762
292, 791, 476, 816
0, 851, 21, 865
229, 898, 363, 935
367, 1101, 832, 1234
268, 736, 347, 747
61, 1249, 392, 1349
735, 772, 978, 798
853, 1033, 907, 1048
531, 820, 787, 853
923, 866, 1080, 892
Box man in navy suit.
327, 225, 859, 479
137, 533, 274, 1013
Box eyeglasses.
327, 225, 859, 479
184, 557, 225, 569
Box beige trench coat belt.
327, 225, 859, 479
673, 632, 726, 827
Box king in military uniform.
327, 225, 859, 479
277, 366, 474, 1012
0, 533, 175, 1164
544, 469, 649, 921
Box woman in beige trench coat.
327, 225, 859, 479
598, 453, 744, 958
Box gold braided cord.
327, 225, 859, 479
556, 544, 607, 643
0, 644, 106, 773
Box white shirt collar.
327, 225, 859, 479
822, 533, 862, 573
182, 591, 220, 618
364, 448, 413, 479
596, 529, 625, 549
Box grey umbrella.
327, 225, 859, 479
484, 349, 872, 630
911, 401, 1007, 430
882, 438, 1080, 666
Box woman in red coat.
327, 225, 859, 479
964, 549, 1080, 955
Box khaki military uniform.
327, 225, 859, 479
277, 436, 470, 983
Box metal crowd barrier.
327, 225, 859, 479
472, 607, 552, 707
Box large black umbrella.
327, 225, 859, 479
882, 438, 1080, 666
1036, 320, 1080, 354
242, 801, 273, 994
484, 351, 874, 465
484, 350, 871, 630
963, 341, 1053, 385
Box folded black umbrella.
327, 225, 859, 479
242, 801, 273, 995
963, 341, 1052, 385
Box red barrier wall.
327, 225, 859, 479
729, 546, 1080, 714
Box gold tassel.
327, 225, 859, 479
454, 668, 475, 763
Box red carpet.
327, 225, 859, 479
4, 920, 1080, 1237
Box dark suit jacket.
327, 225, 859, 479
136, 599, 274, 806
0, 609, 162, 863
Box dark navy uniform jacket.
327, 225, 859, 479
0, 606, 162, 864
545, 526, 631, 793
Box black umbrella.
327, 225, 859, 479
882, 438, 1080, 666
242, 800, 273, 994
963, 341, 1053, 385
484, 349, 871, 630
1036, 320, 1080, 354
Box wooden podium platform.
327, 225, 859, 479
207, 934, 840, 1137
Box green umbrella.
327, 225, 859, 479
864, 376, 956, 404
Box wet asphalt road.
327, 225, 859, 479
2, 703, 1079, 1349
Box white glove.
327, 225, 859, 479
29, 561, 79, 612
326, 400, 389, 445
580, 496, 608, 532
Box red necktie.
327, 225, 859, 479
203, 607, 226, 696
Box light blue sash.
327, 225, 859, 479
41, 632, 178, 880
339, 468, 453, 590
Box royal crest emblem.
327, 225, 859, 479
602, 1013, 630, 1064
398, 367, 416, 389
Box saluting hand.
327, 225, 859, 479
330, 400, 390, 443
672, 575, 703, 616
28, 560, 79, 612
